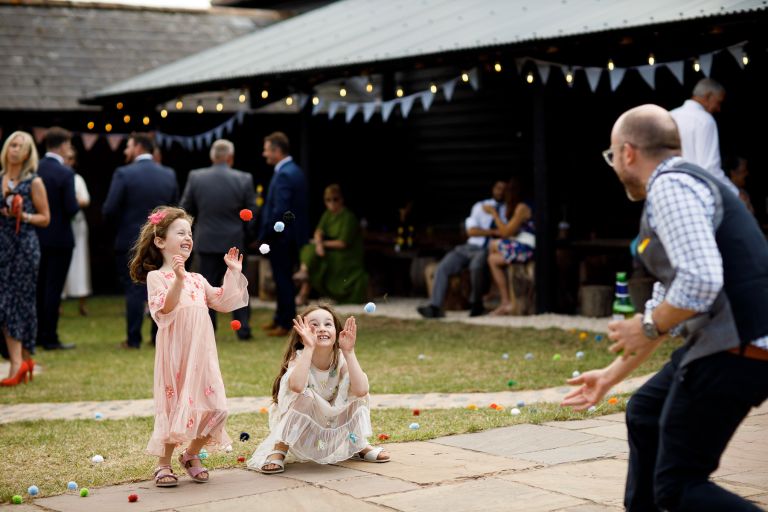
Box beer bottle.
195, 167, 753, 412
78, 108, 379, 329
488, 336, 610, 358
612, 272, 635, 320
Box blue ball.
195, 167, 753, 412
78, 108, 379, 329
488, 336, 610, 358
409, 422, 420, 430
67, 482, 78, 491
273, 221, 285, 233
94, 412, 103, 420
516, 400, 525, 408
364, 302, 376, 313
199, 449, 208, 460
27, 485, 39, 496
595, 335, 603, 342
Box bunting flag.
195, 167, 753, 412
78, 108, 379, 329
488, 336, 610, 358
536, 62, 551, 85
362, 102, 377, 122
81, 133, 99, 151
609, 68, 626, 91
420, 91, 435, 111
665, 61, 684, 85
381, 100, 397, 122
636, 65, 656, 90
584, 67, 602, 92
312, 98, 324, 116
106, 134, 124, 152
700, 53, 714, 77
442, 78, 458, 102
400, 95, 416, 118
468, 67, 480, 91
32, 127, 47, 144
728, 44, 746, 69
345, 103, 359, 123
153, 111, 247, 151
328, 102, 339, 120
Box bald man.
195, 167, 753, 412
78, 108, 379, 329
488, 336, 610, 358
563, 105, 768, 511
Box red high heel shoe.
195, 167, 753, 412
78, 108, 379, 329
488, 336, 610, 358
27, 359, 35, 381
1, 361, 30, 387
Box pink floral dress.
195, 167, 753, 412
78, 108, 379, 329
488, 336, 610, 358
145, 268, 249, 456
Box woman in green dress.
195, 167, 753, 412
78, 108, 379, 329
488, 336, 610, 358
294, 185, 368, 305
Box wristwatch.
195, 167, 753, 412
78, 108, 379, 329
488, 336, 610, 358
642, 308, 661, 340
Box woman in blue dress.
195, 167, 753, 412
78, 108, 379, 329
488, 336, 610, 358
0, 131, 50, 386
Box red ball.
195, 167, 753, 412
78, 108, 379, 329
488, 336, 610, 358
237, 456, 246, 462
412, 409, 420, 416
239, 209, 253, 222
128, 494, 138, 503
230, 320, 242, 330
377, 433, 390, 441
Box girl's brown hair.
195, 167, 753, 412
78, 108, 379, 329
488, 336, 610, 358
271, 304, 343, 404
129, 206, 194, 283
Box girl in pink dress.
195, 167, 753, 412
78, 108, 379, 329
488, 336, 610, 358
129, 206, 249, 487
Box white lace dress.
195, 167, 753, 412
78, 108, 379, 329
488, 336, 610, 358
247, 350, 372, 468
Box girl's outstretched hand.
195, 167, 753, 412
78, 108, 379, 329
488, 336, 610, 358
292, 315, 317, 350
223, 247, 243, 273
338, 316, 357, 353
172, 255, 186, 280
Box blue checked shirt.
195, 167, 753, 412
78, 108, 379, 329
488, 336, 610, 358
644, 157, 768, 349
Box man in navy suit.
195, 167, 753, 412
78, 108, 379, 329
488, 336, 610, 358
36, 127, 80, 350
259, 132, 308, 337
103, 133, 178, 349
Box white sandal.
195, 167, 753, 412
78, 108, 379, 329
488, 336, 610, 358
353, 446, 390, 463
260, 449, 287, 474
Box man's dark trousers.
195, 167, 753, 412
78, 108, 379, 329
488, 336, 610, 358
36, 247, 73, 348
197, 252, 252, 339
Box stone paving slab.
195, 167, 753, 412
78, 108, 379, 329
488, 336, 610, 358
274, 462, 369, 483
578, 423, 628, 441
517, 437, 628, 465
552, 505, 623, 511
542, 419, 617, 430
337, 441, 537, 484
320, 474, 421, 499
367, 477, 587, 511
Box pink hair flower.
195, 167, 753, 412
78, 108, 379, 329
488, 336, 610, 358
148, 210, 167, 225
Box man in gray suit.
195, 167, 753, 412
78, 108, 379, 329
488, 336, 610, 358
181, 139, 256, 340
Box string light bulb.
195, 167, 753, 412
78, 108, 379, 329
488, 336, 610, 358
175, 99, 183, 110
607, 59, 615, 71
216, 98, 224, 112
365, 82, 374, 93
429, 83, 437, 94
123, 115, 131, 124
238, 90, 247, 103
339, 85, 347, 97
648, 54, 655, 66
86, 121, 95, 130
742, 53, 749, 66
312, 96, 320, 106
494, 62, 502, 72
285, 96, 294, 106
396, 86, 404, 98
261, 89, 269, 99
693, 59, 701, 72
196, 101, 204, 114
565, 69, 574, 85
526, 71, 534, 84
105, 123, 113, 132
142, 116, 150, 126
461, 72, 470, 82
160, 109, 168, 118
116, 102, 124, 110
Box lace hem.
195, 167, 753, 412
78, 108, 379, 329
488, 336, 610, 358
146, 408, 230, 456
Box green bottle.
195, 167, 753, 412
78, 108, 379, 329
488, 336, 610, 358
612, 272, 635, 320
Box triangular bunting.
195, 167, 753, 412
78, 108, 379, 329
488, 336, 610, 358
298, 94, 309, 110
636, 65, 656, 89
362, 102, 377, 122
515, 58, 526, 74
328, 102, 339, 120
312, 98, 323, 116
107, 134, 124, 152
584, 67, 602, 92
420, 91, 435, 111
468, 67, 480, 91
536, 62, 551, 85
381, 100, 397, 122
727, 44, 746, 69
81, 133, 99, 151
699, 53, 714, 77
442, 78, 458, 102
665, 61, 684, 84
204, 131, 214, 146
32, 127, 47, 144
345, 103, 359, 123
609, 68, 627, 91
400, 95, 416, 118
225, 117, 235, 133
236, 111, 245, 124
214, 126, 224, 139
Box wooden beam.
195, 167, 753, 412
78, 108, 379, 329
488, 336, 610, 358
532, 87, 554, 313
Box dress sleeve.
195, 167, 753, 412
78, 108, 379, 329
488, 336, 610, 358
202, 268, 249, 313
147, 271, 176, 327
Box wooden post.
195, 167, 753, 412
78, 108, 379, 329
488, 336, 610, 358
533, 88, 554, 313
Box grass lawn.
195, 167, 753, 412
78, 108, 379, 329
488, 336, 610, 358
0, 399, 629, 502
1, 296, 680, 404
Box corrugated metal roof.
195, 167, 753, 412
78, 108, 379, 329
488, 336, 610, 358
90, 0, 765, 99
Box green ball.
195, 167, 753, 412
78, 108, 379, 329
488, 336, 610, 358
80, 488, 89, 497
12, 495, 22, 504
552, 354, 561, 361
507, 380, 517, 387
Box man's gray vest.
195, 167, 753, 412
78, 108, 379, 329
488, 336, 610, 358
638, 161, 768, 367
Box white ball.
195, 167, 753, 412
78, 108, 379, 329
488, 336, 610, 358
501, 353, 509, 360
225, 445, 233, 453
524, 353, 534, 360
510, 408, 521, 416
576, 351, 585, 359
409, 422, 420, 430
91, 455, 104, 464
417, 354, 426, 360
587, 406, 597, 413
273, 221, 285, 232
259, 243, 270, 255
572, 370, 581, 378
364, 302, 376, 313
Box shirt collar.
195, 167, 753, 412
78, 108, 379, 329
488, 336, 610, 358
275, 156, 293, 172
44, 152, 64, 165
647, 156, 684, 192
683, 99, 706, 113
134, 153, 153, 162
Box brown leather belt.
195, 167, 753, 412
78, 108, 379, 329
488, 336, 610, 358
728, 345, 768, 362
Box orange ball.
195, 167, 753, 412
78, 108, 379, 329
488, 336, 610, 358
230, 320, 242, 330
239, 209, 253, 222
608, 397, 618, 405
489, 403, 498, 410
377, 433, 390, 441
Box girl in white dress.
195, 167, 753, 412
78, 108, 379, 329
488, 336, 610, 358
247, 304, 390, 473
62, 150, 91, 316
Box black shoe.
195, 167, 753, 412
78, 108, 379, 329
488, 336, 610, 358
118, 341, 140, 350
417, 305, 445, 318
43, 342, 76, 350
469, 303, 486, 317
237, 332, 253, 341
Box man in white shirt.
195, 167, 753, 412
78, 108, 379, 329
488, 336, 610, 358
669, 78, 738, 195
417, 180, 507, 318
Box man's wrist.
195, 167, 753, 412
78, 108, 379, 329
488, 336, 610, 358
643, 308, 662, 340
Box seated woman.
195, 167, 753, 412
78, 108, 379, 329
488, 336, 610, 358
483, 178, 535, 315
294, 185, 368, 305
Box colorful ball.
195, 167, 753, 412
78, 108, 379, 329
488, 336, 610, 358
91, 455, 104, 463
466, 404, 477, 410
128, 494, 139, 503
258, 243, 270, 255
239, 209, 253, 222
572, 370, 581, 378
579, 332, 588, 340
273, 221, 285, 232
587, 405, 597, 413
552, 354, 561, 361
225, 445, 233, 453
237, 456, 246, 462
516, 400, 525, 408
524, 353, 534, 360
11, 495, 22, 504
576, 351, 585, 359
417, 354, 426, 360
510, 408, 521, 416
67, 481, 78, 491
230, 320, 241, 331
199, 449, 208, 460
80, 488, 89, 497
507, 380, 517, 387
94, 412, 104, 420
27, 485, 39, 496
377, 433, 390, 441
595, 335, 603, 342
409, 422, 420, 430
412, 409, 420, 416
501, 353, 509, 360
239, 431, 250, 442
364, 302, 376, 313
608, 397, 618, 405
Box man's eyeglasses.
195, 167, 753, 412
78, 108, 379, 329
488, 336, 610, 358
325, 197, 341, 203
602, 142, 679, 167
602, 147, 617, 167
